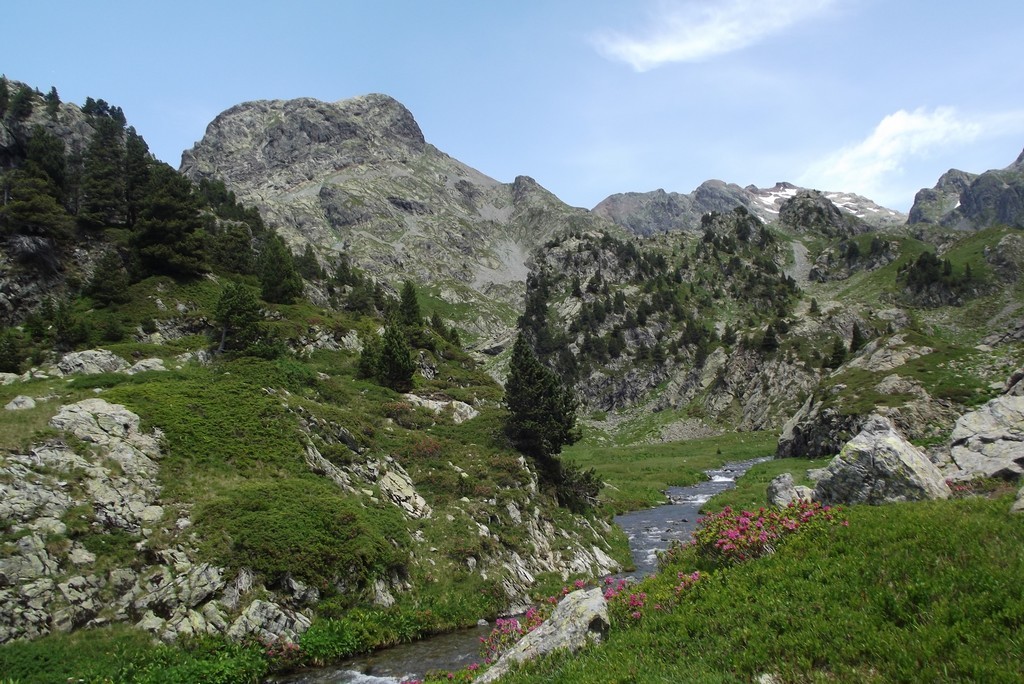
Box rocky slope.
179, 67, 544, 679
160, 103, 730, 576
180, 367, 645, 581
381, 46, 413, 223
592, 180, 904, 236
180, 94, 612, 340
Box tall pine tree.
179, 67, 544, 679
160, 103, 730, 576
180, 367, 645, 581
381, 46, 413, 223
257, 234, 303, 304
131, 164, 206, 277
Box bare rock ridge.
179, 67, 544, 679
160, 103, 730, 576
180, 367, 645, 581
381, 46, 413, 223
180, 94, 610, 338
592, 180, 905, 236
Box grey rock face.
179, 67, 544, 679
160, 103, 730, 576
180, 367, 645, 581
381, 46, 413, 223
778, 190, 870, 238
226, 599, 311, 644
908, 149, 1024, 229
814, 414, 951, 505
593, 181, 903, 236
476, 588, 609, 683
181, 94, 608, 342
776, 396, 863, 459
948, 396, 1024, 480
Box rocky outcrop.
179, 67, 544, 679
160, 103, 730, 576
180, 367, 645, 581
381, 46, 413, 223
476, 588, 609, 683
813, 414, 951, 505
778, 190, 871, 239
55, 349, 129, 375
226, 599, 311, 644
947, 396, 1024, 480
908, 149, 1024, 229
776, 396, 863, 459
401, 393, 479, 424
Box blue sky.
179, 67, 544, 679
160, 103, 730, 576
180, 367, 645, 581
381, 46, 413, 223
4, 0, 1023, 212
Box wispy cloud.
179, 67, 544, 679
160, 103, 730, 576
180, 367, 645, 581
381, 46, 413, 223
592, 0, 837, 71
800, 107, 1024, 207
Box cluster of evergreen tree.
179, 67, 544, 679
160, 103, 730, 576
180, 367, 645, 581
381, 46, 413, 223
898, 251, 975, 299
355, 280, 460, 392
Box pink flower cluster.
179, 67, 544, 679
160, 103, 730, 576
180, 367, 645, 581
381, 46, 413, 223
693, 501, 847, 565
675, 570, 701, 595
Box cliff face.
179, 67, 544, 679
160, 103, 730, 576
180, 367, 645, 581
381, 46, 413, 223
908, 149, 1024, 229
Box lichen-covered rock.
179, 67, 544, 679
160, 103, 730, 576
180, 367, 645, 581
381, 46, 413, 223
476, 588, 609, 683
1012, 485, 1024, 514
814, 414, 951, 504
124, 358, 167, 375
766, 473, 814, 507
377, 465, 432, 519
947, 396, 1024, 480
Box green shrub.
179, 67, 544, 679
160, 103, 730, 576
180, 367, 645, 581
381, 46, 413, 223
194, 478, 409, 589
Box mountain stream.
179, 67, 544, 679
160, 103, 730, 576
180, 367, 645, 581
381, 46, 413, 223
271, 457, 766, 683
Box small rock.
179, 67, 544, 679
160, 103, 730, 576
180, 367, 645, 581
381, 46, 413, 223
5, 395, 36, 410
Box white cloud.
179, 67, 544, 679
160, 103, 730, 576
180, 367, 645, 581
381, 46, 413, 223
800, 107, 1024, 208
592, 0, 837, 71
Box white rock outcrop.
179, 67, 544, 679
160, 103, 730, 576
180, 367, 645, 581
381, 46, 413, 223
947, 396, 1024, 480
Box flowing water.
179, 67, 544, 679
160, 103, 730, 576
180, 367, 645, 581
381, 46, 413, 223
271, 457, 766, 683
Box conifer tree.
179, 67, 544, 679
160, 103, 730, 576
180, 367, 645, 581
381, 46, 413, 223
0, 329, 21, 373
0, 170, 74, 242
78, 117, 126, 229
504, 333, 579, 468
398, 280, 421, 328
0, 77, 9, 118
257, 233, 303, 304
87, 250, 131, 306
850, 322, 867, 354
123, 127, 151, 228
294, 244, 325, 280
214, 282, 264, 353
132, 164, 207, 277
360, 322, 416, 392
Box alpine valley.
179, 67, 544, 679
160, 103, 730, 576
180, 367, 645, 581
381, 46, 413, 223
1, 80, 1023, 683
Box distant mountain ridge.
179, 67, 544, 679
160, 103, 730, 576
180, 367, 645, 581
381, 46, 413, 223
592, 180, 905, 236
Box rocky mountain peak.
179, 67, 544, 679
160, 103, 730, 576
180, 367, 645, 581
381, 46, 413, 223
778, 190, 869, 238
180, 94, 425, 190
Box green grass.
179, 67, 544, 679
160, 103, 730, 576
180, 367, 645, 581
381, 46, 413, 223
0, 625, 266, 684
494, 495, 1024, 683
562, 431, 777, 514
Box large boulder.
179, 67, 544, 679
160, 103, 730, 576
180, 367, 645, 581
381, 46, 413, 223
947, 396, 1024, 480
814, 414, 951, 505
476, 588, 609, 683
55, 349, 129, 376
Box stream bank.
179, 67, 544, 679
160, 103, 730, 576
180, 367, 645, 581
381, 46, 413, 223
272, 458, 766, 683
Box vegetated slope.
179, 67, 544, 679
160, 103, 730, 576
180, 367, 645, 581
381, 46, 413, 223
179, 94, 618, 342
523, 182, 1024, 452
0, 79, 626, 677
493, 492, 1024, 683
